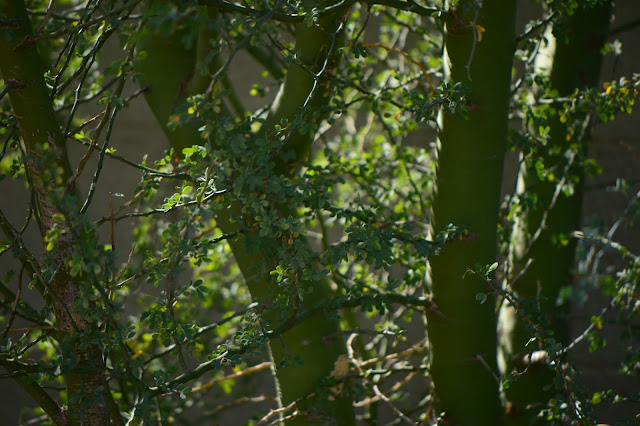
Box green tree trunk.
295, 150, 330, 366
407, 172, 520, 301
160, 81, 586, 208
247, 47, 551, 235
500, 3, 611, 423
426, 1, 516, 424
136, 4, 354, 424
0, 1, 114, 424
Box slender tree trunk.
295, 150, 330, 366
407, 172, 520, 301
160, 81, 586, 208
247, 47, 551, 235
0, 1, 113, 424
500, 3, 611, 423
137, 3, 354, 424
426, 1, 516, 424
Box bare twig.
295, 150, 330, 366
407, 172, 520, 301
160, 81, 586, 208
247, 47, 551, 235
192, 361, 273, 392
464, 2, 482, 81
255, 396, 313, 426
204, 395, 277, 416
360, 342, 427, 369
354, 371, 417, 407
347, 334, 416, 425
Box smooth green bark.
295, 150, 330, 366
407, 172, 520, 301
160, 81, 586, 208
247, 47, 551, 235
500, 3, 611, 423
137, 3, 354, 424
426, 1, 516, 424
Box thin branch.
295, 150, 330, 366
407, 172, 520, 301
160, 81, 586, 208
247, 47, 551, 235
143, 302, 258, 365
354, 371, 417, 407
94, 190, 230, 225
360, 342, 426, 369
204, 395, 277, 416
70, 136, 193, 181
0, 274, 41, 323
464, 4, 481, 81
516, 12, 556, 42
70, 29, 139, 196
1, 264, 25, 339
23, 0, 143, 48
202, 0, 441, 23
610, 16, 640, 36
255, 396, 313, 426
347, 334, 415, 425
192, 361, 272, 392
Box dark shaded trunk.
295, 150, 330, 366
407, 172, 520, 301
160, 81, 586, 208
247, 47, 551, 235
426, 1, 517, 424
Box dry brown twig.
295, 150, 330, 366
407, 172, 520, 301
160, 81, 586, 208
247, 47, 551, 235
347, 334, 416, 425
192, 361, 273, 393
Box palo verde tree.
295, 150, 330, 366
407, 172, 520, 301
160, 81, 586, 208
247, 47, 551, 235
1, 0, 639, 425
425, 0, 516, 423
500, 2, 613, 423
135, 1, 356, 424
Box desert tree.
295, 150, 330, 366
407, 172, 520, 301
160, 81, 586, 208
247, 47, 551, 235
0, 0, 638, 425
